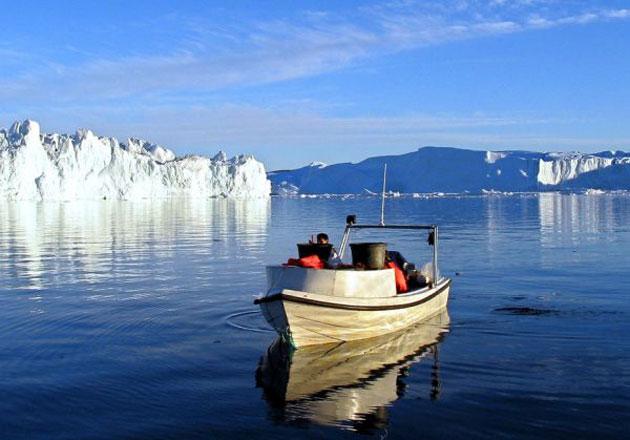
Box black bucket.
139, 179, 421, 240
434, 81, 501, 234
350, 242, 387, 270
297, 243, 332, 261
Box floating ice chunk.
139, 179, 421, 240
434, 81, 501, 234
584, 188, 605, 195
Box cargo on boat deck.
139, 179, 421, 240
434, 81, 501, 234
349, 242, 387, 269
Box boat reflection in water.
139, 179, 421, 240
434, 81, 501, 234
256, 311, 450, 433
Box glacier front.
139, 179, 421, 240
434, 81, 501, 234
269, 147, 630, 194
0, 120, 270, 200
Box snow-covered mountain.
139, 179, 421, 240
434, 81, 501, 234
0, 120, 270, 200
269, 147, 630, 194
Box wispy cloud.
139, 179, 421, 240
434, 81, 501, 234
2, 1, 629, 101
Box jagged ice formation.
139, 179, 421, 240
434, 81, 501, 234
0, 120, 270, 200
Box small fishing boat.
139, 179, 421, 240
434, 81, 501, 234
255, 165, 451, 347
255, 216, 451, 347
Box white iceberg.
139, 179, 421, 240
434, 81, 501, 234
269, 147, 630, 194
0, 120, 270, 200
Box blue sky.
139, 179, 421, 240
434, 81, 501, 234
1, 0, 629, 169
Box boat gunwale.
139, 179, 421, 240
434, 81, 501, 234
255, 278, 451, 311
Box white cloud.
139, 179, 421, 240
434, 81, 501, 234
2, 2, 629, 102
603, 8, 630, 19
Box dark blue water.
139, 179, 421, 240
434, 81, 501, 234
1, 194, 628, 439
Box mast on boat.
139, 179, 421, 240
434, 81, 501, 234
380, 164, 387, 226
339, 163, 440, 284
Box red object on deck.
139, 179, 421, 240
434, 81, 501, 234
285, 254, 325, 269
386, 261, 408, 293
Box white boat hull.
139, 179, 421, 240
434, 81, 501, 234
257, 276, 451, 347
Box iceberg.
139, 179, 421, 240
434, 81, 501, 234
0, 120, 270, 200
269, 146, 630, 194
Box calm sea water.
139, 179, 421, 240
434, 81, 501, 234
1, 194, 629, 439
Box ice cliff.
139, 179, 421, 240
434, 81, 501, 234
269, 147, 630, 194
0, 120, 270, 200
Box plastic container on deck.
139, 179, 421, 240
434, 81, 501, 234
349, 242, 387, 270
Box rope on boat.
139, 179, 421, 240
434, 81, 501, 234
225, 309, 275, 333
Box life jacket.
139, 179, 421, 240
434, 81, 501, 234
285, 254, 325, 269
386, 261, 408, 293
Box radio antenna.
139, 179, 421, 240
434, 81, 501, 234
380, 164, 387, 226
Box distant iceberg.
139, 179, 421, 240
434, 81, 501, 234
269, 146, 630, 194
0, 120, 270, 200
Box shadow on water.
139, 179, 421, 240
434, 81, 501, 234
494, 307, 559, 316
255, 311, 450, 433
